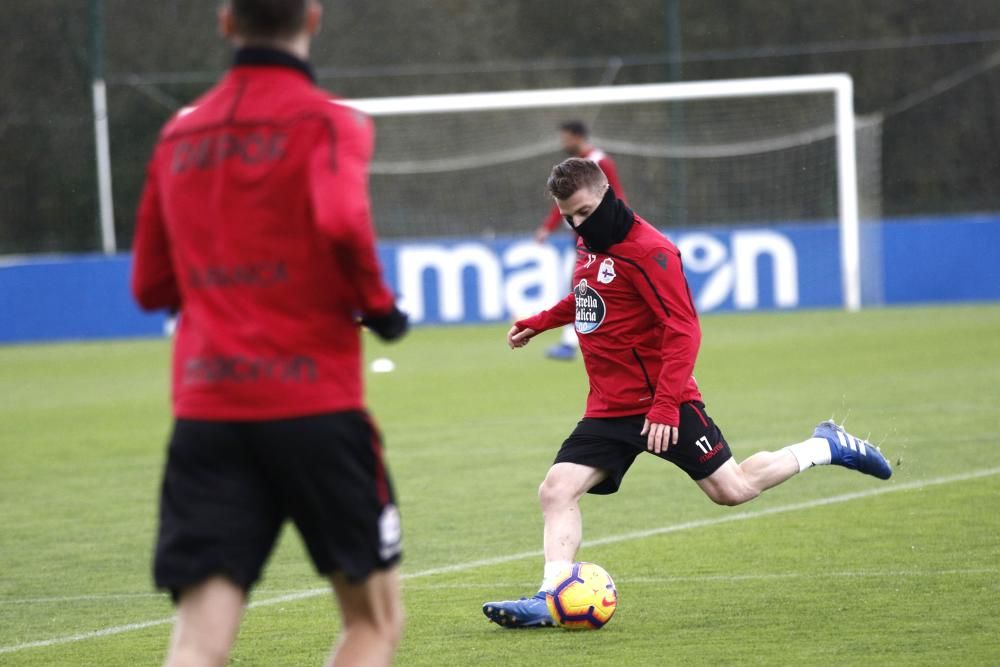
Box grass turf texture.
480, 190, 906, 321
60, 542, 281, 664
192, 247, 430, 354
1, 305, 998, 666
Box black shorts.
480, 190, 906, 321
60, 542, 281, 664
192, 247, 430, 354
154, 410, 401, 600
554, 401, 732, 495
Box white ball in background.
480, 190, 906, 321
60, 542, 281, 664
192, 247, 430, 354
370, 357, 396, 374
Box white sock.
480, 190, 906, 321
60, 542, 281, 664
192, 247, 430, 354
783, 437, 832, 472
540, 560, 573, 593
560, 325, 579, 347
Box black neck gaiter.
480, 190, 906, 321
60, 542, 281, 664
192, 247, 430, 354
567, 187, 635, 253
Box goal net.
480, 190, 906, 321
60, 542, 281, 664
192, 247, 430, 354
349, 75, 882, 311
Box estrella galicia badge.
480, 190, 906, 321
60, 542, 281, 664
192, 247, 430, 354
597, 258, 616, 284
575, 279, 606, 335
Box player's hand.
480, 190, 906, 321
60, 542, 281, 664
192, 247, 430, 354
641, 419, 678, 454
533, 227, 551, 244
507, 325, 537, 349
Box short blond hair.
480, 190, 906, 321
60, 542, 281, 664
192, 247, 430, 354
546, 158, 608, 200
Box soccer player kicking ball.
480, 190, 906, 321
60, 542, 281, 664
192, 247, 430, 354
482, 158, 892, 628
132, 2, 407, 665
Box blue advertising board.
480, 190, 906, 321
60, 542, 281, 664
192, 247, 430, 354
1, 215, 999, 343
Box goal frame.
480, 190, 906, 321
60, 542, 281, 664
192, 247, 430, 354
345, 74, 862, 312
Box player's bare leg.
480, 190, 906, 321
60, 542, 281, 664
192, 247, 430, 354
697, 453, 799, 506
328, 568, 403, 667
697, 421, 892, 507
539, 462, 607, 567
164, 576, 245, 667
482, 462, 605, 628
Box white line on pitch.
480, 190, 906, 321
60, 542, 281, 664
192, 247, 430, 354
1, 465, 998, 656
401, 568, 1000, 589
0, 589, 315, 606
0, 593, 165, 605
0, 618, 177, 656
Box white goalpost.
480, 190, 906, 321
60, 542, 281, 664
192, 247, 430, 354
346, 74, 865, 312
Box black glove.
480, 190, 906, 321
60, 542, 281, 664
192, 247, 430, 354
361, 306, 409, 342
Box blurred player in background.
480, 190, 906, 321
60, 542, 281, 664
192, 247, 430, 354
131, 1, 407, 665
482, 158, 892, 628
534, 121, 626, 361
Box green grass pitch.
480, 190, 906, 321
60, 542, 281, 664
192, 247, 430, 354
1, 305, 999, 666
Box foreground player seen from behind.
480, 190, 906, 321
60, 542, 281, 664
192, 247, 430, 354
131, 1, 407, 665
482, 158, 892, 629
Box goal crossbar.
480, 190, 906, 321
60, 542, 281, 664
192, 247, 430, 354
345, 74, 861, 311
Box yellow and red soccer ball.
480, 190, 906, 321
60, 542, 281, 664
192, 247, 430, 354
545, 562, 618, 629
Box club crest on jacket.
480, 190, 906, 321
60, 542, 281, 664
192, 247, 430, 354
597, 258, 616, 284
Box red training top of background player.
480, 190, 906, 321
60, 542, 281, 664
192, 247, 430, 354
131, 51, 396, 421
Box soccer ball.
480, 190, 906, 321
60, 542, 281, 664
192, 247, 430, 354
545, 562, 618, 629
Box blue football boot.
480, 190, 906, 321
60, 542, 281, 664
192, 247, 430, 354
813, 420, 892, 480
482, 593, 556, 628
545, 343, 576, 361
